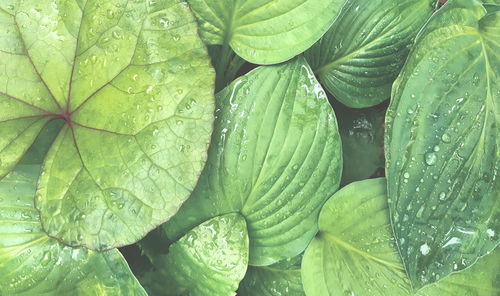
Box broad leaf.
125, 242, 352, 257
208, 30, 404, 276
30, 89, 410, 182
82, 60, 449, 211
332, 99, 386, 186
305, 0, 437, 108
164, 56, 343, 266
301, 178, 500, 296
0, 164, 146, 295
385, 0, 500, 288
149, 213, 249, 296
0, 0, 215, 250
239, 254, 305, 296
187, 0, 344, 64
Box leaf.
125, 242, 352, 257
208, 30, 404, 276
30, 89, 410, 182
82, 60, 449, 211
301, 178, 500, 296
305, 0, 437, 108
187, 0, 345, 64
332, 99, 386, 186
0, 164, 147, 296
150, 213, 249, 296
164, 56, 342, 266
0, 0, 215, 250
301, 178, 411, 296
238, 254, 305, 296
385, 0, 500, 288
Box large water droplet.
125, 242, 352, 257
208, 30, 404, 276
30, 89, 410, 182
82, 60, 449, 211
424, 152, 437, 166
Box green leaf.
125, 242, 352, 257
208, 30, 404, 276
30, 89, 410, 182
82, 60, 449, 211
305, 0, 437, 108
332, 100, 386, 186
150, 213, 249, 296
301, 178, 411, 296
164, 56, 342, 266
301, 178, 500, 296
385, 0, 500, 288
187, 0, 345, 64
0, 0, 215, 250
0, 164, 146, 296
239, 254, 305, 296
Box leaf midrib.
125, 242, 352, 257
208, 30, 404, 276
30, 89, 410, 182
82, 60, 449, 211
321, 231, 404, 271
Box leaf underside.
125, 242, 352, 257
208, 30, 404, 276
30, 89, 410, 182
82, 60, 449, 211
385, 0, 500, 289
0, 0, 215, 250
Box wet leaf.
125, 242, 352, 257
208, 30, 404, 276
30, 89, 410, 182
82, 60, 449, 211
301, 178, 500, 295
164, 56, 342, 266
0, 164, 146, 296
385, 0, 500, 288
0, 0, 215, 250
149, 214, 249, 296
187, 0, 344, 64
305, 0, 437, 108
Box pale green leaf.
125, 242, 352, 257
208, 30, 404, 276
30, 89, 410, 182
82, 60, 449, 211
164, 56, 342, 266
305, 0, 437, 108
0, 0, 215, 250
0, 164, 146, 296
187, 0, 344, 64
385, 0, 500, 288
301, 178, 500, 296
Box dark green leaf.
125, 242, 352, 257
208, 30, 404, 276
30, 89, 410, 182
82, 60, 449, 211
0, 0, 215, 250
164, 56, 342, 266
305, 0, 437, 108
385, 0, 500, 288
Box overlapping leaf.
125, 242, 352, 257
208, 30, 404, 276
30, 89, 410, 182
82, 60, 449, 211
187, 0, 344, 64
164, 56, 342, 266
0, 164, 146, 295
301, 178, 500, 296
239, 254, 305, 296
0, 0, 215, 250
305, 0, 437, 108
385, 0, 500, 288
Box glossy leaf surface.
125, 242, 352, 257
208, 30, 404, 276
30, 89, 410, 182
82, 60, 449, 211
385, 0, 500, 288
164, 56, 342, 266
187, 0, 344, 64
0, 0, 215, 250
239, 254, 305, 296
151, 213, 249, 296
0, 164, 146, 295
301, 178, 500, 295
305, 0, 437, 108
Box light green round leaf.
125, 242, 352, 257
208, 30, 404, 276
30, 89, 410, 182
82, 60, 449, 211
150, 213, 249, 296
301, 178, 411, 296
385, 0, 500, 289
0, 164, 146, 296
164, 56, 342, 266
305, 0, 437, 108
239, 254, 305, 296
187, 0, 345, 64
301, 178, 500, 296
0, 0, 215, 250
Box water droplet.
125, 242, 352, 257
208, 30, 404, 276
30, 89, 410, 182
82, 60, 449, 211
441, 133, 451, 143
106, 9, 114, 19
152, 129, 159, 136
420, 243, 431, 255
403, 172, 410, 179
173, 34, 180, 41
424, 152, 437, 166
439, 192, 447, 200
40, 251, 51, 265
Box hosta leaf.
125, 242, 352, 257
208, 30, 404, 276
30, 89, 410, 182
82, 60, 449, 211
305, 0, 437, 108
150, 213, 249, 296
187, 0, 344, 64
164, 56, 342, 266
333, 100, 386, 186
301, 178, 500, 296
385, 0, 500, 289
301, 178, 411, 296
239, 254, 305, 296
0, 0, 215, 250
0, 164, 146, 296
